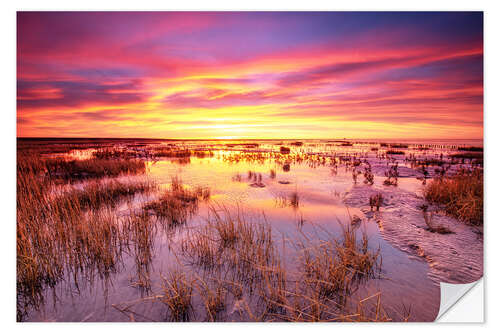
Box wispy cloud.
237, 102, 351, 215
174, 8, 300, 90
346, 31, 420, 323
17, 12, 483, 139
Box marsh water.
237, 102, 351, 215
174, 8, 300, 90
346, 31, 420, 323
20, 138, 483, 322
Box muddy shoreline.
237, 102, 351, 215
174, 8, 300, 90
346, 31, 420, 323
343, 184, 483, 285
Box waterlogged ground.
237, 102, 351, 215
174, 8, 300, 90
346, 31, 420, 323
20, 139, 483, 322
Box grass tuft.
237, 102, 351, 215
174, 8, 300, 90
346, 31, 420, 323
161, 271, 194, 321
424, 169, 483, 225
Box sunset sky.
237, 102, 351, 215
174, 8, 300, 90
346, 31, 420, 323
17, 12, 483, 139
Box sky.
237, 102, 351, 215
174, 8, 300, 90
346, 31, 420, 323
17, 12, 483, 139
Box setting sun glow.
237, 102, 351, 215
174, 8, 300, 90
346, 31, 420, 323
17, 12, 483, 139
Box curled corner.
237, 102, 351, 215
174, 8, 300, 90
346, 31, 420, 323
436, 278, 483, 322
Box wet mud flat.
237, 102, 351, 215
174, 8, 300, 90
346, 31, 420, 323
344, 184, 483, 285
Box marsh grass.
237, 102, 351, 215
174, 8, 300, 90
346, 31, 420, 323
93, 148, 141, 159
151, 147, 214, 159
369, 194, 383, 211
301, 224, 381, 306
259, 261, 288, 317
54, 179, 154, 210
363, 164, 374, 185
344, 293, 393, 322
232, 173, 243, 182
449, 152, 483, 159
424, 169, 483, 225
196, 278, 227, 321
177, 208, 387, 322
280, 147, 291, 154
289, 191, 300, 208
123, 211, 157, 292
16, 152, 157, 320
181, 208, 275, 284
97, 206, 401, 322
18, 143, 413, 322
386, 150, 404, 155
143, 177, 209, 228
389, 144, 408, 149
45, 157, 146, 180
161, 271, 194, 321
261, 225, 384, 322
457, 146, 483, 152
383, 163, 399, 186
274, 192, 289, 208
449, 152, 483, 165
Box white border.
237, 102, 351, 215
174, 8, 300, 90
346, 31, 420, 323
2, 1, 499, 332
438, 279, 484, 322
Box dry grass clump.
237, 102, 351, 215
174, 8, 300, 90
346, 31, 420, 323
150, 147, 214, 159
123, 212, 157, 291
336, 225, 381, 281
289, 191, 300, 208
280, 146, 291, 154
181, 208, 275, 283
18, 144, 408, 322
17, 152, 156, 320
449, 152, 483, 165
93, 148, 140, 159
257, 260, 288, 319
178, 208, 386, 322
153, 148, 192, 158
55, 179, 154, 210
341, 293, 400, 322
449, 152, 483, 159
181, 226, 220, 269
302, 225, 381, 305
457, 146, 483, 152
303, 244, 350, 302
17, 195, 128, 320
410, 157, 446, 167
386, 150, 404, 155
252, 224, 383, 322
17, 156, 61, 319
210, 212, 239, 248
363, 164, 374, 185
230, 220, 275, 282
193, 150, 215, 159
247, 170, 265, 187
161, 271, 194, 321
232, 173, 243, 182
274, 191, 300, 208
68, 209, 126, 276
111, 209, 402, 322
196, 279, 228, 321
383, 163, 399, 186
369, 193, 383, 211
194, 185, 211, 201
45, 157, 146, 180
389, 144, 408, 149
274, 192, 288, 208
424, 169, 483, 225
143, 177, 209, 227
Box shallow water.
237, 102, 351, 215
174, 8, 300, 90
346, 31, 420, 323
21, 139, 483, 322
